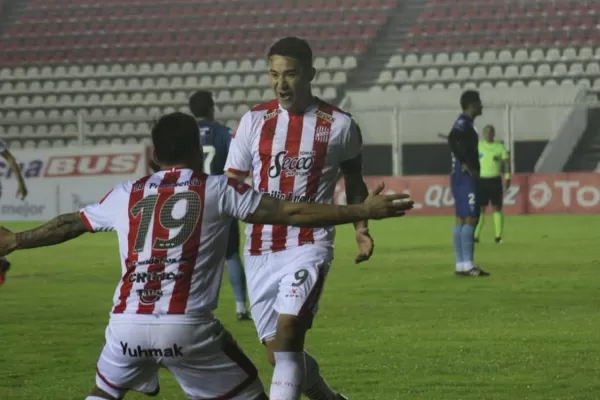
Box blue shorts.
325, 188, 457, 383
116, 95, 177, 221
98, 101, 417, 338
225, 219, 241, 259
451, 176, 480, 218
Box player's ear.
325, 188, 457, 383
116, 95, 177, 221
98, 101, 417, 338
308, 67, 316, 82
151, 149, 161, 166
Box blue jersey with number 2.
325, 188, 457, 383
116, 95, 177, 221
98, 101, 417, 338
448, 114, 480, 218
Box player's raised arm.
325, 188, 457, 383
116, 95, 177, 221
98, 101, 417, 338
0, 140, 28, 199
225, 112, 253, 182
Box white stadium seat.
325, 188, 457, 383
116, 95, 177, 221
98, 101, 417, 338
514, 49, 528, 63
419, 53, 434, 66
435, 52, 450, 65
343, 56, 357, 69
497, 50, 512, 63
481, 50, 496, 64
466, 51, 480, 64
450, 53, 465, 64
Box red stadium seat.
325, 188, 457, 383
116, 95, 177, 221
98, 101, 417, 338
405, 0, 600, 51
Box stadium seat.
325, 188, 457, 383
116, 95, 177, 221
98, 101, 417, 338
1, 0, 599, 149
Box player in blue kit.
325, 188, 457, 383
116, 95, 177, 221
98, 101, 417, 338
447, 90, 490, 277
189, 91, 252, 320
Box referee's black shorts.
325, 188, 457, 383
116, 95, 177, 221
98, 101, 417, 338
478, 176, 503, 208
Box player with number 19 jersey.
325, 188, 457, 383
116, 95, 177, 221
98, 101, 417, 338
81, 170, 258, 319
80, 169, 266, 399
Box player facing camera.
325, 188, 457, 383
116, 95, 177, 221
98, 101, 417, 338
149, 112, 204, 173
268, 36, 317, 113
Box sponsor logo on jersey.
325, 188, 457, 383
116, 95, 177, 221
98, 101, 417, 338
136, 288, 163, 305
316, 109, 335, 123
315, 125, 331, 143
263, 109, 280, 121
260, 189, 316, 203
268, 150, 315, 178
127, 270, 185, 283
120, 341, 184, 358
148, 178, 203, 189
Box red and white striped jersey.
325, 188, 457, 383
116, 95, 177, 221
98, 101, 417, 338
80, 169, 262, 324
225, 98, 362, 255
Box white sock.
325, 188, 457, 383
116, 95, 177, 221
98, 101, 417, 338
303, 352, 337, 400
86, 396, 108, 400
270, 352, 305, 400
456, 262, 469, 272
463, 261, 473, 271
236, 301, 247, 313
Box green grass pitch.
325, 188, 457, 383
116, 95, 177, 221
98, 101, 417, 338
1, 215, 599, 400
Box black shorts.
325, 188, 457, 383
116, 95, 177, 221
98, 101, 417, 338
478, 177, 503, 207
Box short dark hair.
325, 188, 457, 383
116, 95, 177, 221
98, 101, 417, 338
151, 112, 200, 164
267, 36, 313, 69
460, 90, 481, 110
188, 90, 214, 118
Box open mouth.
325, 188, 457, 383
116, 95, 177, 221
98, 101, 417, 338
279, 92, 292, 101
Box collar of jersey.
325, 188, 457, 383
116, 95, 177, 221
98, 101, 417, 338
278, 97, 319, 116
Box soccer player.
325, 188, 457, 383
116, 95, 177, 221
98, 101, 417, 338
188, 90, 251, 321
0, 138, 28, 288
226, 37, 372, 400
0, 112, 413, 400
474, 125, 511, 244
447, 90, 490, 277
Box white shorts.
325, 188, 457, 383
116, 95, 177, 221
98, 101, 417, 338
95, 320, 265, 400
245, 244, 333, 342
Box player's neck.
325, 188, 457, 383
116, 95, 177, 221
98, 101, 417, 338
285, 93, 317, 115
462, 111, 476, 120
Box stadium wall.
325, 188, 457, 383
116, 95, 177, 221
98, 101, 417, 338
344, 86, 588, 174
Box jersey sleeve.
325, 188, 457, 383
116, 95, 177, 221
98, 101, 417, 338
225, 112, 253, 176
218, 176, 263, 220
341, 118, 363, 162
79, 183, 127, 232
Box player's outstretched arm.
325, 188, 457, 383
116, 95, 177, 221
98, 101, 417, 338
245, 183, 413, 228
0, 149, 28, 199
0, 212, 88, 256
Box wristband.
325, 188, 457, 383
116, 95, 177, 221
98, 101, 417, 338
504, 173, 511, 180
